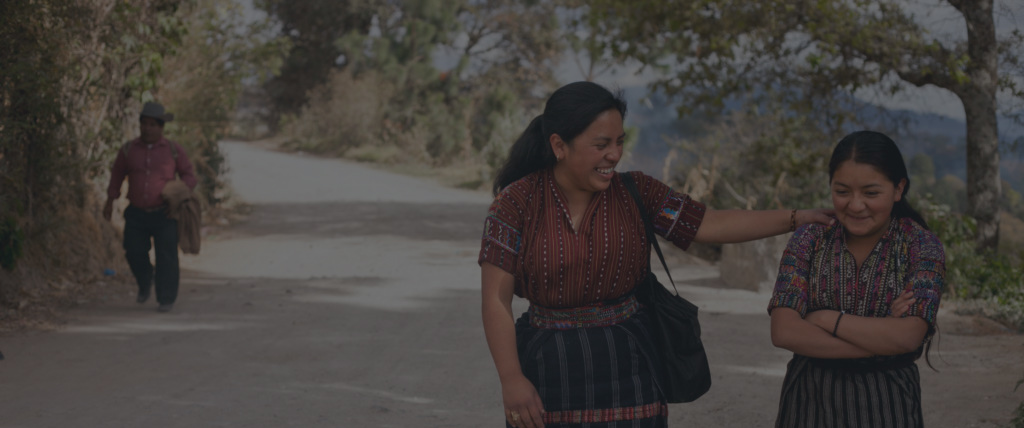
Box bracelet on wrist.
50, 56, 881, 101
831, 310, 845, 337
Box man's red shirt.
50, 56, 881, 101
107, 137, 197, 210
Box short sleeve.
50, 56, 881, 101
767, 224, 820, 317
902, 226, 945, 330
628, 172, 706, 250
477, 183, 528, 275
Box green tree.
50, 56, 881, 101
0, 0, 192, 311
302, 0, 563, 163
256, 0, 379, 128
585, 0, 1024, 251
449, 0, 562, 163
662, 108, 832, 211
1, 0, 189, 226
337, 0, 467, 160
450, 0, 562, 100
276, 0, 564, 183
159, 0, 287, 206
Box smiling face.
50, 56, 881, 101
550, 109, 625, 199
830, 160, 906, 243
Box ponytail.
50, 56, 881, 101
894, 187, 930, 230
492, 115, 555, 196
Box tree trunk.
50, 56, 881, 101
955, 0, 1000, 251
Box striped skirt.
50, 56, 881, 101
775, 354, 923, 428
510, 295, 668, 428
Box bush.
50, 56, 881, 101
280, 70, 392, 158
918, 197, 1024, 331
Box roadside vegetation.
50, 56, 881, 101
0, 0, 283, 329
2, 0, 1023, 364
259, 1, 1024, 333
2, 0, 1023, 422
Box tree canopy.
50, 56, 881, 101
583, 0, 1024, 251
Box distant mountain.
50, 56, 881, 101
617, 84, 1024, 193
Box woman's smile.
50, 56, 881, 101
830, 160, 905, 244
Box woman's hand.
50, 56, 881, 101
888, 290, 914, 318
502, 374, 545, 428
795, 209, 836, 228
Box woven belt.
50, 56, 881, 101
529, 295, 638, 330
806, 352, 917, 372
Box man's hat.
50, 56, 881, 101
140, 102, 174, 123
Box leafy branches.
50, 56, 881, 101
159, 0, 287, 206
0, 0, 195, 309
278, 0, 562, 173
257, 0, 377, 127
585, 0, 1021, 250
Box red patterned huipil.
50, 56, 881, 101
478, 170, 706, 308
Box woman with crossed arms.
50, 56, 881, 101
768, 130, 944, 428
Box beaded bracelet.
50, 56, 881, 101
832, 310, 845, 337
789, 209, 797, 232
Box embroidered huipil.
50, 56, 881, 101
478, 170, 705, 308
108, 137, 197, 210
768, 217, 945, 338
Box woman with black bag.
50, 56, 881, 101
479, 81, 834, 427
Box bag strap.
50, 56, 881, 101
621, 173, 680, 296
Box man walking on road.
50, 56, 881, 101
103, 102, 197, 313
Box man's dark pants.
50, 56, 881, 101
123, 205, 179, 305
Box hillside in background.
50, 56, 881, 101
618, 84, 1024, 202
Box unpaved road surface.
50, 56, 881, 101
1, 141, 1022, 428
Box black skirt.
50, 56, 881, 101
511, 306, 668, 428
775, 354, 923, 428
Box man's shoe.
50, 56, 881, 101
157, 303, 173, 313
136, 290, 150, 304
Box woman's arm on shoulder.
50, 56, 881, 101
627, 172, 833, 246
695, 209, 834, 244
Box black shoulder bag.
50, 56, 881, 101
621, 173, 712, 403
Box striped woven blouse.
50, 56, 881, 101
768, 217, 945, 336
478, 169, 706, 308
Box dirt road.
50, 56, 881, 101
1, 141, 1022, 427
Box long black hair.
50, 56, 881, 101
492, 81, 627, 196
828, 130, 929, 230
